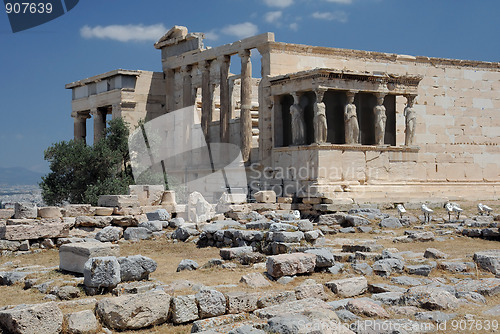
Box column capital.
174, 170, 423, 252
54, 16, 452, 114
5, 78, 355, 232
346, 90, 358, 97
374, 92, 386, 100
217, 54, 231, 63
238, 49, 251, 59
404, 94, 417, 104
200, 59, 213, 69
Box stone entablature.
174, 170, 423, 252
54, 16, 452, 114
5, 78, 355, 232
269, 69, 422, 96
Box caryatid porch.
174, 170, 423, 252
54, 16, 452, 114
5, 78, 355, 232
266, 69, 423, 197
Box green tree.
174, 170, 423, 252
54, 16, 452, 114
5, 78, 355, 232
40, 118, 134, 205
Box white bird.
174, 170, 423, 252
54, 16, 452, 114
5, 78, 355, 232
444, 202, 454, 221
451, 202, 463, 220
421, 204, 434, 223
292, 210, 301, 220
478, 203, 493, 216
397, 204, 406, 218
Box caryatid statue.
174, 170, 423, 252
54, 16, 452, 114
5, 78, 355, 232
404, 95, 417, 146
290, 93, 306, 145
344, 91, 359, 144
313, 89, 328, 144
373, 93, 387, 145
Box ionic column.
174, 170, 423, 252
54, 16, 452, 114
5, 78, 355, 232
73, 113, 88, 144
239, 49, 252, 162
92, 108, 106, 144
313, 88, 328, 144
165, 68, 175, 112
219, 55, 231, 143
181, 65, 194, 108
374, 93, 387, 145
201, 60, 214, 141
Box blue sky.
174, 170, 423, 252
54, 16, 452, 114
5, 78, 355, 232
0, 0, 499, 174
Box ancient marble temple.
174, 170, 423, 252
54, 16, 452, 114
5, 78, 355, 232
66, 26, 500, 205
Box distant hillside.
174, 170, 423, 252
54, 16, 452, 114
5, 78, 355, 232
0, 167, 45, 185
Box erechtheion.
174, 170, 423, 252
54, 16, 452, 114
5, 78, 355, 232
66, 25, 500, 207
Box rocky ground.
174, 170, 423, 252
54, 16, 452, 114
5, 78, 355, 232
0, 201, 499, 333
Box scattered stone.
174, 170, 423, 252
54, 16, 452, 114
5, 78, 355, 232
171, 295, 199, 324
14, 202, 37, 219
473, 250, 500, 275
325, 276, 368, 297
347, 298, 390, 318
380, 217, 402, 228
240, 272, 271, 288
352, 262, 374, 276
54, 285, 81, 300
172, 226, 199, 241
146, 209, 170, 221
257, 290, 296, 308
63, 310, 98, 334
0, 271, 27, 286
59, 242, 119, 274
371, 292, 403, 306
372, 258, 405, 277
83, 256, 121, 289
424, 248, 448, 259
406, 264, 433, 276
304, 248, 335, 268
191, 314, 250, 333
415, 310, 456, 323
401, 286, 459, 310
123, 227, 153, 241
226, 291, 259, 313
236, 252, 267, 265
38, 207, 62, 218
118, 255, 157, 281
188, 191, 215, 223
220, 246, 253, 260
177, 259, 199, 272
272, 231, 304, 243
0, 240, 21, 251
266, 253, 316, 278
295, 283, 328, 300
438, 261, 474, 273
344, 215, 371, 227
138, 220, 163, 232
195, 289, 227, 319
96, 290, 171, 330
95, 226, 123, 242
169, 217, 185, 228
297, 220, 314, 232
254, 190, 276, 203
75, 216, 112, 228
0, 302, 63, 334
391, 276, 424, 286
456, 291, 486, 304
454, 278, 500, 296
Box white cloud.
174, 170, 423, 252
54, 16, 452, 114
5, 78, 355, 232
265, 11, 283, 23
263, 0, 294, 8
221, 22, 259, 39
204, 30, 219, 41
324, 0, 353, 4
80, 24, 167, 42
311, 11, 348, 22
289, 23, 299, 31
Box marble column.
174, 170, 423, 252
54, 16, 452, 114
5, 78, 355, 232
239, 49, 252, 162
201, 60, 214, 141
404, 95, 417, 146
313, 88, 328, 144
165, 68, 175, 112
92, 108, 106, 144
219, 55, 231, 143
181, 65, 193, 108
73, 113, 88, 144
344, 90, 359, 144
111, 103, 122, 120
374, 93, 387, 145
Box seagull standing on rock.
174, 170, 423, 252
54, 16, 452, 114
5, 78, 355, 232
397, 204, 406, 218
421, 204, 433, 223
478, 203, 493, 216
